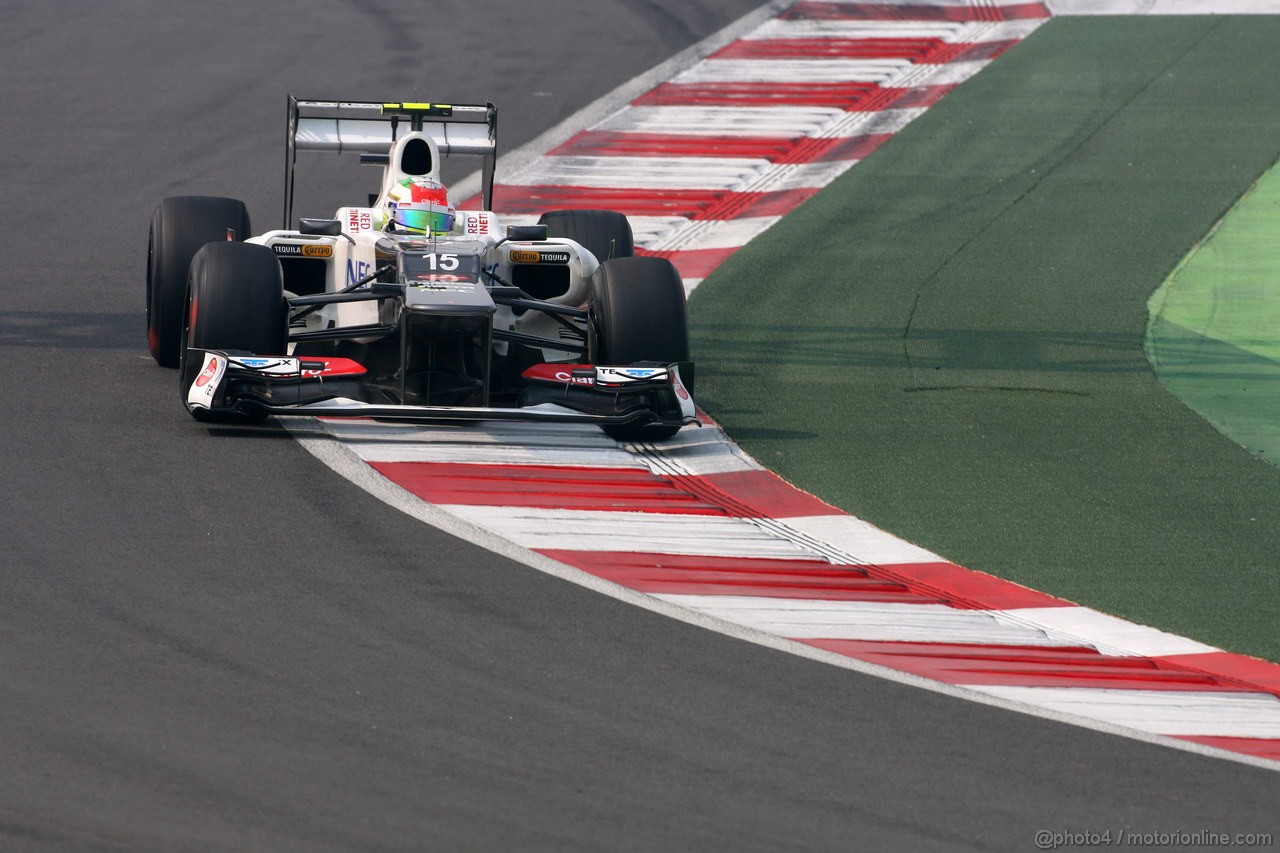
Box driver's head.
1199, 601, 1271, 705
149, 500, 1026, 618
386, 177, 455, 235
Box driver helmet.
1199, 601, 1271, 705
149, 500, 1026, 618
386, 177, 455, 235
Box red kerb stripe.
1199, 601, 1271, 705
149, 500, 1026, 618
490, 186, 719, 217
369, 462, 728, 515
636, 247, 740, 280
539, 547, 1070, 613
798, 640, 1261, 691
712, 37, 1015, 63
714, 36, 939, 60
1157, 652, 1280, 695
781, 2, 1050, 22
633, 81, 957, 111
682, 469, 845, 519
539, 550, 961, 603
373, 464, 875, 520
551, 132, 800, 160
776, 133, 893, 164
636, 80, 878, 108
1175, 736, 1280, 762
492, 185, 818, 220
891, 561, 1072, 610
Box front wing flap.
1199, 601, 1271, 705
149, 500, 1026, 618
184, 351, 698, 428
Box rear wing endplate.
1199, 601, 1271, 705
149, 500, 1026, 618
284, 95, 497, 228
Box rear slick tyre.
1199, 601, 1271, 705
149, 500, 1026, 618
538, 209, 634, 263
147, 196, 250, 367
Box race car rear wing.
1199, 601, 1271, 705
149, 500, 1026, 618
284, 95, 498, 228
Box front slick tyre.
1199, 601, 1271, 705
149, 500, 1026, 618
180, 241, 286, 422
589, 255, 690, 442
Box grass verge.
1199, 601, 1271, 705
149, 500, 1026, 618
690, 16, 1280, 661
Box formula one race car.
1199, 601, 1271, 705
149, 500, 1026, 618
146, 97, 696, 440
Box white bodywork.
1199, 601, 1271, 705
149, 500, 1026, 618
250, 130, 600, 360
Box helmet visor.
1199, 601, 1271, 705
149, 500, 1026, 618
393, 204, 454, 234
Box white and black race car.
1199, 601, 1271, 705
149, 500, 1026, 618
146, 97, 696, 440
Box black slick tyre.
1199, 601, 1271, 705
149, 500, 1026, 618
179, 242, 286, 421
538, 209, 634, 263
147, 196, 251, 367
589, 255, 690, 441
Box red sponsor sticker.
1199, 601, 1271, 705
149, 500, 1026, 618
195, 356, 219, 387
522, 363, 595, 386
300, 357, 367, 378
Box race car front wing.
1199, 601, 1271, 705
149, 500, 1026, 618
185, 351, 699, 429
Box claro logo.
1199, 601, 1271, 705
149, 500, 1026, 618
554, 370, 594, 386
195, 356, 219, 387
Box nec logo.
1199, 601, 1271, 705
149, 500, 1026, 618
346, 260, 373, 285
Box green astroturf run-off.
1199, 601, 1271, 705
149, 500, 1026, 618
689, 16, 1280, 662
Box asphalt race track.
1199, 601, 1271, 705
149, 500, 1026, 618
2, 2, 1277, 850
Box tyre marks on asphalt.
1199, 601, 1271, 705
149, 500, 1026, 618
319, 0, 1280, 768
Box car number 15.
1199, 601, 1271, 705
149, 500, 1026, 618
425, 253, 460, 271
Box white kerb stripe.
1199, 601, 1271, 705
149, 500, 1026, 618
779, 515, 944, 564
595, 107, 926, 141
320, 421, 644, 468
747, 161, 859, 191
819, 0, 1034, 8
748, 20, 969, 40
960, 20, 1050, 42
823, 108, 928, 138
319, 419, 614, 447
439, 505, 825, 559
966, 687, 1280, 738
647, 216, 780, 252
636, 424, 764, 477
346, 442, 646, 468
599, 106, 844, 138
894, 60, 992, 88
506, 155, 768, 190
748, 19, 1044, 42
685, 59, 914, 84
1002, 607, 1221, 658
653, 594, 1088, 647
627, 216, 694, 247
